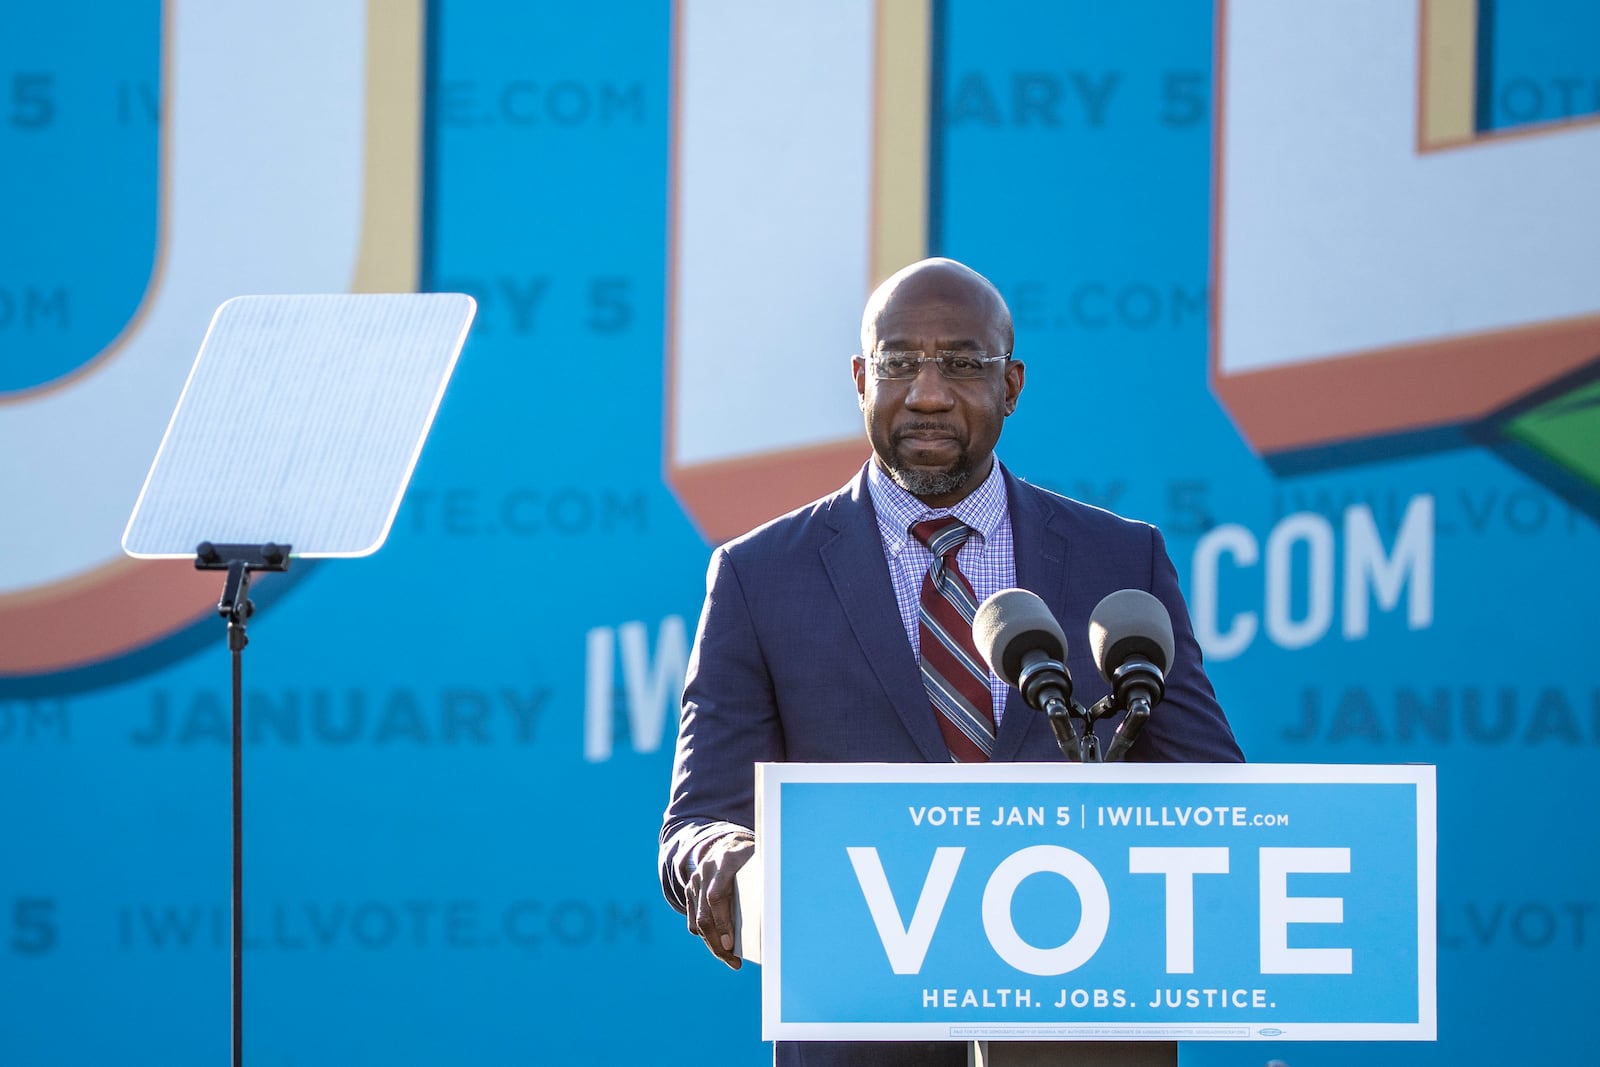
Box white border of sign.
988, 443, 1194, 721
756, 762, 1436, 1043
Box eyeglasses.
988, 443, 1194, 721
865, 350, 1010, 380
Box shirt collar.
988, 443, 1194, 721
867, 458, 1008, 555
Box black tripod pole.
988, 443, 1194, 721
227, 584, 247, 1067
198, 542, 290, 1067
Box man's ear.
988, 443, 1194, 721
1003, 359, 1025, 414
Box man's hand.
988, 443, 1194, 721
685, 830, 756, 969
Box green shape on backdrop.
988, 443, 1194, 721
1502, 377, 1600, 489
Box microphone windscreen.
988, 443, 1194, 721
1088, 589, 1175, 681
973, 588, 1067, 687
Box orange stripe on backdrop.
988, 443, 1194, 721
1211, 314, 1600, 454
669, 440, 870, 545
0, 558, 219, 675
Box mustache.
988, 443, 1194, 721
892, 422, 960, 441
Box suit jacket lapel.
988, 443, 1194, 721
819, 468, 952, 763
993, 470, 1072, 761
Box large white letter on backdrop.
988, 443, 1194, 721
0, 1, 425, 678
665, 0, 931, 542
1211, 0, 1600, 459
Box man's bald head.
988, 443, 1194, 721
860, 257, 1014, 357
852, 257, 1025, 508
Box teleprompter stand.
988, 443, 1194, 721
123, 293, 477, 1065
195, 541, 290, 1067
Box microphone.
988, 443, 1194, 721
973, 588, 1087, 760
1087, 589, 1175, 762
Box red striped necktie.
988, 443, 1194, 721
911, 517, 996, 762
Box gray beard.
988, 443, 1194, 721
887, 457, 973, 501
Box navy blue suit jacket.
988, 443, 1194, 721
659, 464, 1242, 1065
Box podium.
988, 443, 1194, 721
735, 763, 1435, 1063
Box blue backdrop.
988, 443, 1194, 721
3, 2, 1597, 1064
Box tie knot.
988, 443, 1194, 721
911, 517, 971, 558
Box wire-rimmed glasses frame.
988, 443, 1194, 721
862, 349, 1011, 381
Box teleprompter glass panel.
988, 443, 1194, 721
123, 293, 476, 558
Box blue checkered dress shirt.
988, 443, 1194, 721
866, 460, 1016, 724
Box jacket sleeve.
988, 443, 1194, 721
1128, 524, 1245, 763
658, 544, 789, 913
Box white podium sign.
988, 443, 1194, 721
754, 762, 1435, 1043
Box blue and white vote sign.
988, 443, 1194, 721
755, 763, 1435, 1043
